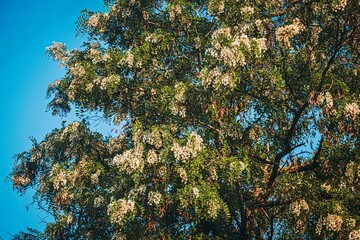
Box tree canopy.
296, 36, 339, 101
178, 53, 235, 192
11, 0, 360, 239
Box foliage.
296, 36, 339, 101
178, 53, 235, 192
11, 0, 360, 239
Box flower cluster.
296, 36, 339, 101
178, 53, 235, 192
332, 0, 347, 11
207, 0, 225, 15
168, 4, 181, 22
240, 6, 254, 17
148, 191, 162, 206
146, 150, 158, 165
12, 175, 31, 187
345, 102, 359, 120
142, 128, 163, 148
112, 145, 144, 173
276, 18, 304, 48
107, 199, 135, 225
96, 75, 121, 91
69, 63, 86, 78
46, 42, 70, 66
94, 196, 106, 208
172, 132, 204, 162
171, 83, 187, 117
325, 214, 343, 232
200, 67, 235, 88
290, 199, 309, 217
207, 199, 221, 219
209, 28, 249, 67
349, 229, 360, 240
177, 167, 188, 183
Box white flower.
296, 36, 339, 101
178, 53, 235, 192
94, 196, 105, 208
146, 150, 158, 165
148, 191, 162, 206
349, 229, 360, 240
193, 187, 200, 198
112, 146, 144, 173
276, 18, 304, 48
107, 199, 135, 225
46, 42, 70, 66
325, 214, 343, 232
345, 103, 359, 120
240, 6, 254, 16
290, 199, 309, 217
88, 13, 101, 30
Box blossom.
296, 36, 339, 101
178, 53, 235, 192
332, 0, 347, 11
207, 199, 220, 219
240, 6, 254, 16
349, 229, 360, 240
276, 18, 304, 48
325, 214, 343, 232
172, 132, 204, 162
12, 175, 31, 187
148, 191, 162, 206
177, 167, 188, 183
193, 187, 200, 198
168, 4, 182, 22
94, 196, 105, 208
112, 146, 144, 173
46, 42, 70, 66
107, 199, 135, 225
69, 63, 86, 78
345, 102, 359, 120
143, 128, 163, 148
290, 199, 309, 217
146, 150, 158, 165
88, 13, 101, 30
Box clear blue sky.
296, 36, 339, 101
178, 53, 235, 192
0, 1, 104, 238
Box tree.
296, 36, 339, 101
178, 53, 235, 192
11, 0, 360, 239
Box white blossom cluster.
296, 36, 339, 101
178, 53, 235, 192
207, 0, 225, 15
168, 4, 182, 22
172, 132, 204, 162
87, 12, 109, 32
69, 63, 86, 78
345, 161, 356, 183
148, 191, 162, 206
146, 150, 158, 165
209, 28, 249, 67
46, 42, 70, 66
112, 145, 144, 173
200, 67, 235, 88
345, 102, 359, 120
171, 83, 187, 117
290, 199, 309, 217
193, 187, 200, 198
94, 196, 106, 208
12, 175, 31, 187
128, 185, 146, 199
240, 6, 254, 16
87, 47, 102, 64
325, 214, 343, 232
332, 0, 347, 11
207, 199, 221, 219
349, 229, 360, 240
276, 18, 304, 48
60, 122, 80, 140
123, 51, 134, 68
311, 91, 334, 110
88, 13, 101, 30
107, 199, 135, 225
177, 167, 188, 183
96, 75, 121, 91
142, 128, 163, 148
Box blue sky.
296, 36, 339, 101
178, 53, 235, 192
0, 1, 105, 238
